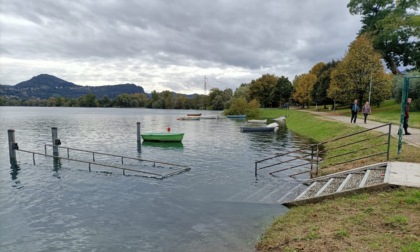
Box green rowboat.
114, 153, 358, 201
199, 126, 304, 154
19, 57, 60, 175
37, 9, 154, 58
141, 133, 184, 142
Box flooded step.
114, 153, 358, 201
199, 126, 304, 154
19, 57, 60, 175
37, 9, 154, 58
296, 181, 327, 200
258, 181, 302, 203
276, 183, 308, 204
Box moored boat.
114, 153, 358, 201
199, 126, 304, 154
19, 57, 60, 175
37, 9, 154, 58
200, 115, 219, 119
240, 122, 279, 133
141, 133, 184, 142
187, 113, 202, 116
177, 116, 200, 120
247, 119, 267, 124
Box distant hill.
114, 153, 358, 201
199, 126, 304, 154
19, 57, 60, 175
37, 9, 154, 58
0, 74, 145, 99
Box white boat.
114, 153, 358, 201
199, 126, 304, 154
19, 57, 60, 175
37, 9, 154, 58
273, 116, 287, 122
200, 115, 219, 119
240, 122, 279, 133
177, 116, 200, 121
247, 119, 267, 124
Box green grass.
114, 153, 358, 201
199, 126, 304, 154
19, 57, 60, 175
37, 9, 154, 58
256, 188, 420, 251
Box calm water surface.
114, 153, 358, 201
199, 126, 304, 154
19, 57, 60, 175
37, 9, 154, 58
0, 107, 312, 252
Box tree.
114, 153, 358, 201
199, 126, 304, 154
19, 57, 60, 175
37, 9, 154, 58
78, 93, 97, 107
348, 0, 420, 74
312, 60, 339, 109
292, 73, 317, 108
269, 76, 293, 107
328, 35, 392, 105
224, 97, 260, 118
248, 74, 278, 107
233, 84, 251, 101
393, 70, 420, 109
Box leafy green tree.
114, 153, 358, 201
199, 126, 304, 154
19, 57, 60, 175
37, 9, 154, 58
271, 76, 293, 107
311, 60, 339, 109
393, 70, 420, 109
248, 74, 278, 107
224, 97, 260, 118
233, 84, 251, 101
348, 0, 420, 74
98, 96, 112, 107
328, 35, 392, 105
174, 94, 187, 109
79, 93, 97, 107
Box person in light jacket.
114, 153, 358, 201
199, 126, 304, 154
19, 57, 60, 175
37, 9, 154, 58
362, 101, 371, 124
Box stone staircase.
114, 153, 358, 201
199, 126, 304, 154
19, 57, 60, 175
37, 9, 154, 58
282, 162, 391, 207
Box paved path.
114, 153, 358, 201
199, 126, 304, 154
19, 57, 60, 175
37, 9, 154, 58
306, 110, 420, 148
387, 162, 420, 188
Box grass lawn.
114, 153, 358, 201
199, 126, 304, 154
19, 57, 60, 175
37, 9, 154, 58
256, 105, 420, 251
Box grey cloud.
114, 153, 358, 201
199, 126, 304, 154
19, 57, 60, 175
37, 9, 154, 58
0, 0, 361, 92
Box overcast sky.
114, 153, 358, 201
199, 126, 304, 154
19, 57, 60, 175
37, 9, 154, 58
0, 0, 361, 94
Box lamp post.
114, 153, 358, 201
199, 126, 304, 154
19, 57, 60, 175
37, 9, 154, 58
368, 71, 372, 104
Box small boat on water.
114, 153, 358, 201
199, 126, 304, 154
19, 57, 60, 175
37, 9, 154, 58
141, 133, 184, 142
200, 115, 219, 119
247, 119, 267, 124
273, 116, 287, 122
240, 122, 279, 133
177, 116, 200, 120
187, 113, 202, 116
226, 115, 246, 119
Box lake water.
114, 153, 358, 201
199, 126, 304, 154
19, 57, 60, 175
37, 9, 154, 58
0, 107, 312, 252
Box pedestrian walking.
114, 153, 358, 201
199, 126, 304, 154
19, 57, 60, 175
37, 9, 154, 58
350, 99, 359, 123
404, 98, 412, 135
362, 101, 371, 124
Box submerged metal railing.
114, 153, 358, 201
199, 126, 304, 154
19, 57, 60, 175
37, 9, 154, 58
13, 145, 190, 179
255, 123, 392, 178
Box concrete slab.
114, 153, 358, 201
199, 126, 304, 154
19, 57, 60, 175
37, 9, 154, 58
387, 162, 420, 187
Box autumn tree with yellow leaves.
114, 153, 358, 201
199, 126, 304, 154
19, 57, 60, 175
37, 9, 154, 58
292, 73, 317, 108
328, 34, 391, 106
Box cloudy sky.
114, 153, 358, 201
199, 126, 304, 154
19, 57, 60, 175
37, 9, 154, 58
0, 0, 361, 94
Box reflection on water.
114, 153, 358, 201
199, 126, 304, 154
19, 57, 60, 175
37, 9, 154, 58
142, 141, 184, 149
0, 107, 313, 252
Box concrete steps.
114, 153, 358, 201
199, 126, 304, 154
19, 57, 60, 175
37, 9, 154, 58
283, 162, 389, 207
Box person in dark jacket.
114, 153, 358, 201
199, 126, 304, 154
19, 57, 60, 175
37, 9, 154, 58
350, 99, 359, 123
404, 98, 412, 135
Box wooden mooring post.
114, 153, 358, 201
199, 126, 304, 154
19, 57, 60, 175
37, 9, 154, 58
8, 129, 18, 165
137, 122, 141, 153
51, 127, 60, 156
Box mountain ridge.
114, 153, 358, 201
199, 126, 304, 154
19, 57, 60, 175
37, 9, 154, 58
0, 74, 146, 99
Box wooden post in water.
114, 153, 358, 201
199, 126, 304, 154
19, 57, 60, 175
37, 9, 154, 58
137, 122, 141, 153
8, 129, 17, 165
51, 127, 59, 156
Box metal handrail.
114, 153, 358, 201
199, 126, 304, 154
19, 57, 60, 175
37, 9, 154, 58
254, 123, 392, 178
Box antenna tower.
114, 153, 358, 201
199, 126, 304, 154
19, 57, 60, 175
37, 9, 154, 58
204, 76, 207, 95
